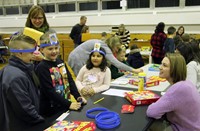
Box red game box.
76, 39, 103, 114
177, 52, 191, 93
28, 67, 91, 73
125, 91, 160, 106
44, 120, 96, 131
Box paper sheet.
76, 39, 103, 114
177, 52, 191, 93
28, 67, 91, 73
102, 88, 132, 97
111, 79, 129, 85
56, 111, 70, 121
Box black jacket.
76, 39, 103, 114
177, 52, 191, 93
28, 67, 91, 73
0, 56, 44, 131
69, 24, 84, 45
127, 49, 144, 68
35, 59, 81, 117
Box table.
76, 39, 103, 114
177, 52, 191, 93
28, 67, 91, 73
111, 64, 170, 92
29, 87, 155, 131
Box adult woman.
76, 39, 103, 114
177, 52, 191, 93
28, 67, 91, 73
176, 41, 200, 92
176, 26, 184, 36
25, 5, 55, 61
150, 22, 167, 64
115, 24, 131, 49
68, 36, 142, 76
147, 53, 200, 131
25, 5, 54, 33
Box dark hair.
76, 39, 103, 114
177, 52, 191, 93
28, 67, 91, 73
176, 41, 200, 64
176, 26, 185, 36
101, 32, 107, 37
130, 44, 139, 50
181, 33, 190, 42
174, 35, 183, 48
86, 47, 107, 72
155, 22, 165, 33
167, 26, 176, 35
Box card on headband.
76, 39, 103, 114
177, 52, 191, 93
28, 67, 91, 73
94, 43, 101, 51
49, 33, 58, 45
23, 27, 44, 44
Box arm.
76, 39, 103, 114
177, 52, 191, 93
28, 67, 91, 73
7, 79, 44, 124
69, 26, 77, 40
75, 66, 86, 91
186, 62, 198, 87
65, 65, 81, 99
93, 67, 111, 93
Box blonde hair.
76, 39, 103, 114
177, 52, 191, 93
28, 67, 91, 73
40, 30, 57, 46
9, 34, 36, 55
105, 36, 121, 50
166, 53, 186, 83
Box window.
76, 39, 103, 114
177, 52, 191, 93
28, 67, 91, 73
127, 0, 149, 8
186, 0, 200, 6
102, 0, 121, 10
39, 4, 55, 13
22, 5, 32, 14
5, 6, 19, 15
58, 3, 75, 12
79, 2, 98, 11
155, 0, 179, 7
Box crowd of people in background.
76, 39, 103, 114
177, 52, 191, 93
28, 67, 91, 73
0, 4, 200, 131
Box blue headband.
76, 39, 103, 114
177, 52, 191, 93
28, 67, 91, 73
91, 50, 106, 56
9, 47, 36, 53
40, 42, 59, 48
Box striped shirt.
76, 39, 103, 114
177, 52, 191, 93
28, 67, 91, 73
116, 30, 131, 49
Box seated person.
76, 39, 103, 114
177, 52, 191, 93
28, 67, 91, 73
110, 47, 129, 79
76, 44, 111, 98
36, 31, 87, 117
147, 53, 200, 131
127, 44, 144, 68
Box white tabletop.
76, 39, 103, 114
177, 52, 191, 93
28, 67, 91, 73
110, 64, 170, 92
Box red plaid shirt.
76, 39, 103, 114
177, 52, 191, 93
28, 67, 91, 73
150, 32, 167, 58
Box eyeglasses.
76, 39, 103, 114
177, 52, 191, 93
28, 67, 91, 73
31, 17, 44, 20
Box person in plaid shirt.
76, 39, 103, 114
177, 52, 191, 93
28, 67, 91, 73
150, 22, 167, 64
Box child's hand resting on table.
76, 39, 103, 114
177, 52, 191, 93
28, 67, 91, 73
132, 68, 143, 74
69, 102, 81, 110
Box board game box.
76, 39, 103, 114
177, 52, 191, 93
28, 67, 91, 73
44, 120, 96, 131
125, 91, 160, 106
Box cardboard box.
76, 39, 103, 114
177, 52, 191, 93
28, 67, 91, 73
125, 91, 160, 106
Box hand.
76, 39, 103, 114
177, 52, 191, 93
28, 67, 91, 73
87, 88, 95, 96
69, 102, 81, 110
81, 87, 89, 96
32, 51, 44, 61
132, 68, 143, 74
77, 97, 87, 104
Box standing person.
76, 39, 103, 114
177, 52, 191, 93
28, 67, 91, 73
146, 53, 200, 131
25, 5, 55, 33
70, 16, 87, 48
176, 41, 200, 92
35, 32, 87, 117
25, 5, 56, 61
176, 26, 184, 36
68, 36, 143, 76
115, 24, 131, 49
150, 22, 167, 64
76, 45, 111, 98
163, 26, 176, 53
0, 33, 44, 131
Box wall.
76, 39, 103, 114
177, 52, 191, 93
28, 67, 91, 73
0, 7, 200, 34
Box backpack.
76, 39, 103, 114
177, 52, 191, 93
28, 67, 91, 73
0, 68, 10, 131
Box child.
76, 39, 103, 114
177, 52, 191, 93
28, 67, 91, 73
0, 33, 44, 131
110, 47, 129, 79
163, 26, 176, 53
126, 44, 144, 68
35, 32, 87, 117
101, 32, 107, 42
75, 44, 111, 98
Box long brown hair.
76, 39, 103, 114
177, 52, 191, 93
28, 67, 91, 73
25, 5, 49, 32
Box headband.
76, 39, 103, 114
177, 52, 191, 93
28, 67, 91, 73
90, 43, 106, 56
10, 47, 36, 53
40, 33, 59, 48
